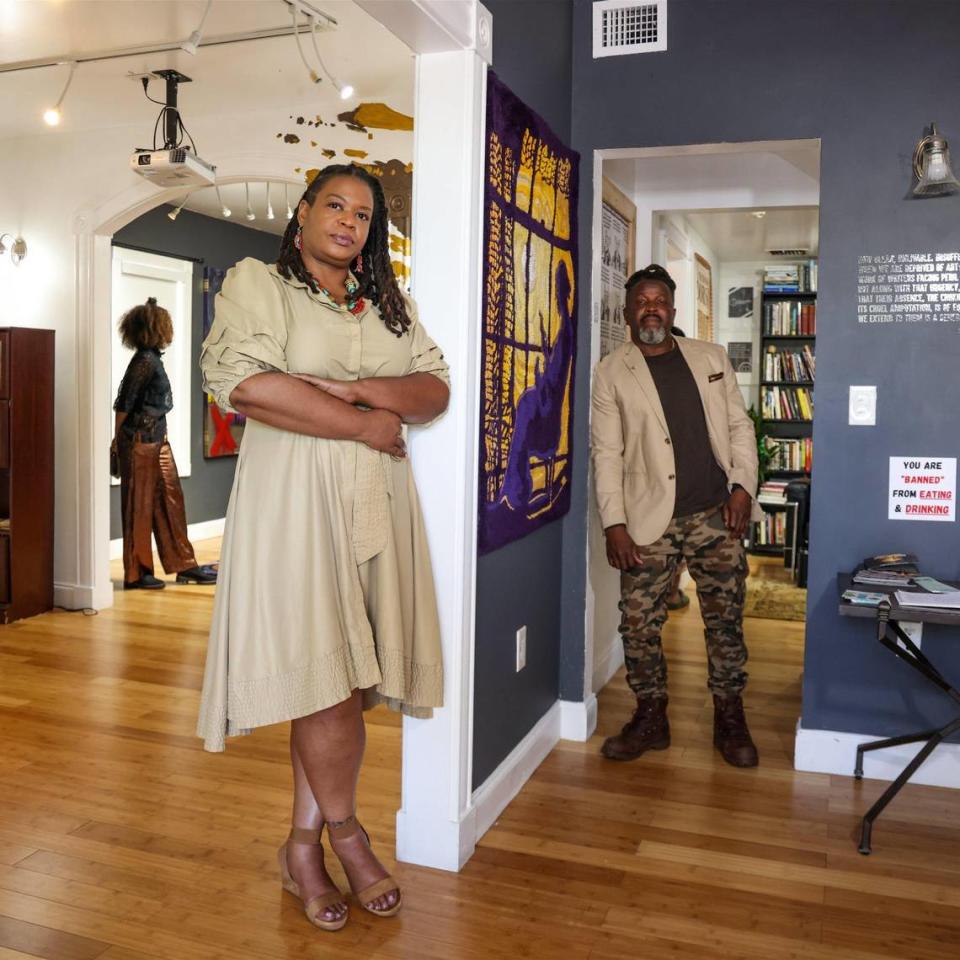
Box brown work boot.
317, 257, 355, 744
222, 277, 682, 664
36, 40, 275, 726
713, 694, 759, 767
601, 696, 670, 761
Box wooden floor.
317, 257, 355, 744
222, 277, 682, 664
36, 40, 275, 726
0, 542, 958, 959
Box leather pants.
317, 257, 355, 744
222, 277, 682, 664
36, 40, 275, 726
118, 434, 198, 583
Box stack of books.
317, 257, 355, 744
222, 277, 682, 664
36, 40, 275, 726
757, 480, 789, 504
852, 552, 919, 588
763, 301, 817, 335
763, 345, 816, 382
761, 385, 813, 421
763, 260, 817, 293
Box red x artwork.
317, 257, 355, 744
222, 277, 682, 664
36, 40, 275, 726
209, 402, 237, 456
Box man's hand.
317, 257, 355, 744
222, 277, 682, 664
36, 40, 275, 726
605, 524, 645, 571
722, 487, 752, 539
289, 372, 359, 406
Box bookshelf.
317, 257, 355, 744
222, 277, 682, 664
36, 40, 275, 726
751, 267, 815, 558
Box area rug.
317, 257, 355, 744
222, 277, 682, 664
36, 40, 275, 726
743, 578, 807, 621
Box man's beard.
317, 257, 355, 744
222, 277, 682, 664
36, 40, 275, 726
637, 325, 667, 345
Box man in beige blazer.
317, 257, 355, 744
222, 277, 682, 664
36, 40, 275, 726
591, 264, 761, 767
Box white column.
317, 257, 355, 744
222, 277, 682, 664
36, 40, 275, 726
395, 49, 486, 872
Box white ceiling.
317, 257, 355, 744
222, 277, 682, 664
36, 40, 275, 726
678, 207, 820, 262
0, 1, 415, 140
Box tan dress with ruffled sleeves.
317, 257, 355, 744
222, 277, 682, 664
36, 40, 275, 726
195, 257, 446, 752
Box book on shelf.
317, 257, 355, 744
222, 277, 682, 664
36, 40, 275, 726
762, 300, 817, 336
752, 509, 788, 546
769, 437, 812, 473
763, 344, 815, 382
761, 385, 813, 421
763, 259, 817, 293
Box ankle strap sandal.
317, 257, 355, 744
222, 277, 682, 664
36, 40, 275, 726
327, 816, 402, 917
278, 826, 348, 931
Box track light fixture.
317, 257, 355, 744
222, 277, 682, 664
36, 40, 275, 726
216, 185, 231, 217
308, 15, 353, 99
43, 60, 76, 126
285, 184, 294, 220
266, 182, 275, 220
167, 196, 189, 221
245, 182, 256, 221
285, 0, 353, 99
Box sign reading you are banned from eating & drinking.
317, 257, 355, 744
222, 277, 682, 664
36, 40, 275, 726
888, 457, 957, 522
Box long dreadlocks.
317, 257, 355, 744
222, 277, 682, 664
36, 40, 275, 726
276, 164, 410, 337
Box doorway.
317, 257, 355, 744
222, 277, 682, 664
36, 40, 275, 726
587, 139, 821, 701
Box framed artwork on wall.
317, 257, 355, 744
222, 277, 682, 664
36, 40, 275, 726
695, 253, 714, 341
599, 177, 635, 359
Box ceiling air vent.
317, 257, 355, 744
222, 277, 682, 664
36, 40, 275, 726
593, 1, 667, 58
768, 248, 809, 257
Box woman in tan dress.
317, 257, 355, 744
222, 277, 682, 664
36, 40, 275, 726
196, 164, 448, 931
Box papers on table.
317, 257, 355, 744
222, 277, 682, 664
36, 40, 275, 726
893, 590, 960, 610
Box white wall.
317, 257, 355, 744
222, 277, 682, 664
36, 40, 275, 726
0, 108, 412, 603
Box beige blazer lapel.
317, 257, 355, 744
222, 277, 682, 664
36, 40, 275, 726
621, 342, 668, 434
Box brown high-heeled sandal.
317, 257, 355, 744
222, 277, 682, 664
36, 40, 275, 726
327, 816, 402, 917
278, 826, 349, 932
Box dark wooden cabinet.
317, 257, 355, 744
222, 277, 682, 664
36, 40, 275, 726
0, 327, 55, 624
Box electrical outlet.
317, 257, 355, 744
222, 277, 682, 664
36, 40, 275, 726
515, 625, 527, 672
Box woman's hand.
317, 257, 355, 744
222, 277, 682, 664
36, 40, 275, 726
289, 372, 359, 406
358, 408, 406, 458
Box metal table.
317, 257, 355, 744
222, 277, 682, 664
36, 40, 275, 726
837, 573, 960, 854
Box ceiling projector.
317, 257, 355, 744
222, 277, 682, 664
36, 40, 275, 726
130, 69, 216, 188
130, 148, 216, 187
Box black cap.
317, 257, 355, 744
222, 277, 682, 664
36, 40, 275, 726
624, 263, 676, 295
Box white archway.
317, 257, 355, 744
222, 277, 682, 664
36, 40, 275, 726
72, 155, 312, 612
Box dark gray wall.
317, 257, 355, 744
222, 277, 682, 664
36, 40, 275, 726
567, 0, 960, 737
472, 0, 574, 789
110, 206, 278, 539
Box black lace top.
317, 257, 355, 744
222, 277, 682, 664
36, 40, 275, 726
114, 348, 174, 443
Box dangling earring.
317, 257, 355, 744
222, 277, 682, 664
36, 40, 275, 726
355, 253, 364, 274
294, 226, 303, 251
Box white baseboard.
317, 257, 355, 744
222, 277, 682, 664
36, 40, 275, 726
560, 695, 598, 741
592, 633, 624, 695
53, 581, 104, 612
395, 805, 478, 873
794, 719, 960, 790
109, 517, 225, 561
471, 701, 561, 839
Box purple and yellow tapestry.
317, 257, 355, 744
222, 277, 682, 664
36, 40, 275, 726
477, 73, 580, 555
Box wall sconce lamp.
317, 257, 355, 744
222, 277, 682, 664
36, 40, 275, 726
912, 123, 960, 197
0, 233, 27, 265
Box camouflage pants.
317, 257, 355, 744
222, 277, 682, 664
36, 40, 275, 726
618, 505, 748, 699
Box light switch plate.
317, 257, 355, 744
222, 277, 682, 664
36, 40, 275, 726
849, 385, 877, 426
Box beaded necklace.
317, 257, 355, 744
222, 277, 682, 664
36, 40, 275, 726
312, 273, 365, 316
